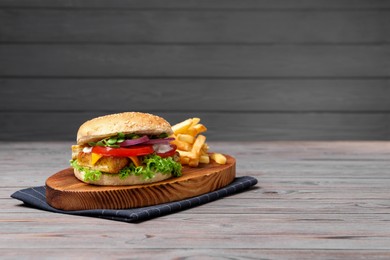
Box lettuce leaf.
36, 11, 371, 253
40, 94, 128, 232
70, 159, 102, 181
119, 154, 182, 180
70, 154, 182, 182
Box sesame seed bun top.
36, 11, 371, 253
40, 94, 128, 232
77, 112, 173, 145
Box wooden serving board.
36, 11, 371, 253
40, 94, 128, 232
46, 155, 235, 210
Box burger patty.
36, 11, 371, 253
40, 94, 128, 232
77, 152, 129, 174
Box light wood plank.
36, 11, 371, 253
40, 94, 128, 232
1, 45, 389, 77
1, 213, 390, 249
2, 141, 390, 256
5, 163, 390, 190
5, 141, 390, 191
1, 249, 390, 260
6, 196, 390, 214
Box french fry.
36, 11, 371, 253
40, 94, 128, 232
188, 158, 199, 167
199, 155, 210, 164
172, 118, 193, 135
177, 150, 198, 159
191, 135, 206, 157
193, 124, 207, 134
210, 153, 227, 165
171, 139, 192, 151
186, 126, 198, 137
201, 144, 209, 154
177, 134, 195, 144
180, 157, 190, 165
171, 117, 226, 167
190, 117, 201, 127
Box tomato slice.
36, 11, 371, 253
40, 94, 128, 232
92, 145, 154, 157
156, 144, 177, 158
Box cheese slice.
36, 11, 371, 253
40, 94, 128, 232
129, 156, 141, 167
91, 153, 103, 165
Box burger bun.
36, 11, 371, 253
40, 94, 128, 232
73, 168, 173, 186
77, 112, 173, 145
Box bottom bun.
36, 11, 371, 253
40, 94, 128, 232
74, 168, 173, 186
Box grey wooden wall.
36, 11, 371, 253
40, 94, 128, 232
1, 0, 389, 141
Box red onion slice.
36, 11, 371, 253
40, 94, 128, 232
119, 135, 149, 147
154, 144, 177, 158
144, 137, 175, 145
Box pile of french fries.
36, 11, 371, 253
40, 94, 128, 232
170, 118, 227, 167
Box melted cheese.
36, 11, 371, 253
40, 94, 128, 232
91, 153, 103, 165
129, 156, 141, 167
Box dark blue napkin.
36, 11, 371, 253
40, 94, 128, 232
11, 176, 257, 223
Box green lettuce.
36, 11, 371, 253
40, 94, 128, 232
71, 159, 102, 181
70, 154, 182, 182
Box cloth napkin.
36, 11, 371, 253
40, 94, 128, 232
11, 176, 258, 223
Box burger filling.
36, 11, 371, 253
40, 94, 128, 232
70, 132, 182, 182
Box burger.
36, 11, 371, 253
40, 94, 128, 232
70, 112, 182, 185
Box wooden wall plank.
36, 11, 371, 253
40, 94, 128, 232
1, 79, 389, 112
1, 45, 389, 77
1, 1, 389, 141
1, 10, 389, 43
1, 0, 389, 9
1, 112, 389, 141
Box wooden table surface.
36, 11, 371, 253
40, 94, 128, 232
1, 141, 390, 259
